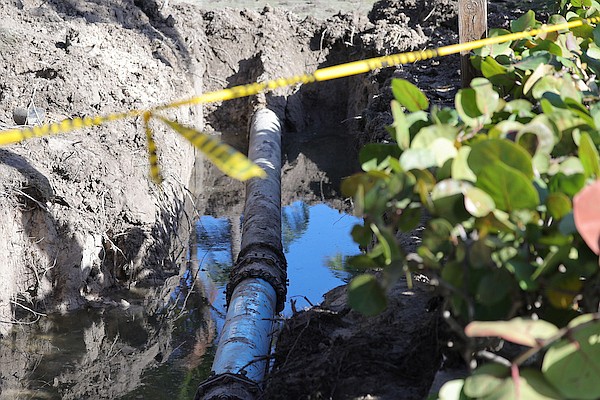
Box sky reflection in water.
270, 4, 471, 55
196, 201, 362, 318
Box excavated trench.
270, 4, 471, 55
0, 0, 513, 397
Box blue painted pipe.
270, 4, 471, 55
211, 278, 277, 379
196, 108, 285, 400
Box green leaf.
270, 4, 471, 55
474, 29, 513, 57
511, 10, 537, 33
579, 132, 600, 178
429, 138, 458, 167
475, 162, 539, 212
390, 100, 410, 150
560, 75, 583, 104
397, 204, 422, 232
549, 171, 586, 197
545, 273, 582, 309
477, 270, 512, 305
452, 146, 477, 182
506, 260, 539, 291
517, 115, 557, 156
546, 192, 572, 220
359, 143, 402, 171
562, 157, 586, 176
544, 102, 588, 136
341, 172, 381, 198
438, 379, 468, 400
571, 17, 594, 38
465, 318, 559, 347
158, 117, 265, 181
488, 120, 524, 139
531, 39, 563, 57
542, 317, 600, 399
469, 239, 494, 269
422, 218, 454, 255
513, 369, 566, 400
488, 29, 514, 57
587, 43, 600, 60
475, 210, 515, 235
464, 366, 563, 400
471, 77, 500, 119
513, 51, 552, 71
406, 111, 430, 135
468, 139, 534, 179
589, 104, 600, 134
347, 255, 379, 269
399, 148, 437, 170
524, 64, 556, 95
463, 363, 509, 398
533, 153, 551, 175
348, 274, 387, 316
370, 223, 400, 265
532, 245, 570, 280
391, 78, 429, 112
504, 99, 534, 117
565, 98, 593, 126
464, 186, 496, 217
411, 168, 435, 203
431, 179, 472, 224
532, 76, 562, 100
518, 132, 539, 156
456, 88, 484, 127
480, 56, 516, 88
351, 225, 372, 248
411, 124, 459, 149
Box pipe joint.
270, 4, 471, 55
226, 242, 287, 312
194, 372, 261, 400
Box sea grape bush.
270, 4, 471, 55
343, 7, 600, 400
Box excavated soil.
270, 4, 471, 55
0, 0, 533, 398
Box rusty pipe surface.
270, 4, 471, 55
225, 108, 287, 313
197, 108, 285, 400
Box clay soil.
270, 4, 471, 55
0, 0, 534, 398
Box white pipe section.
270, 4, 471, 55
203, 108, 283, 397
211, 278, 277, 380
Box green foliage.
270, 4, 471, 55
347, 273, 387, 315
344, 5, 600, 399
391, 79, 430, 112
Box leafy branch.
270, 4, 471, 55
343, 4, 600, 400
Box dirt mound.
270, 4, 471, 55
264, 279, 440, 400
0, 0, 208, 332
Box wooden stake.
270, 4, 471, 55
459, 0, 488, 87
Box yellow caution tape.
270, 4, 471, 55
3, 14, 598, 146
1, 14, 598, 180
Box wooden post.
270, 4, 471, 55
459, 0, 488, 87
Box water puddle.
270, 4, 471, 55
198, 201, 361, 320
0, 201, 361, 399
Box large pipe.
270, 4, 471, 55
196, 108, 287, 400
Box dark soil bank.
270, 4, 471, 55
0, 0, 530, 398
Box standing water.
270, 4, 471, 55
0, 201, 362, 399
197, 201, 361, 320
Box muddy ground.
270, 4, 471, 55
0, 0, 532, 398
